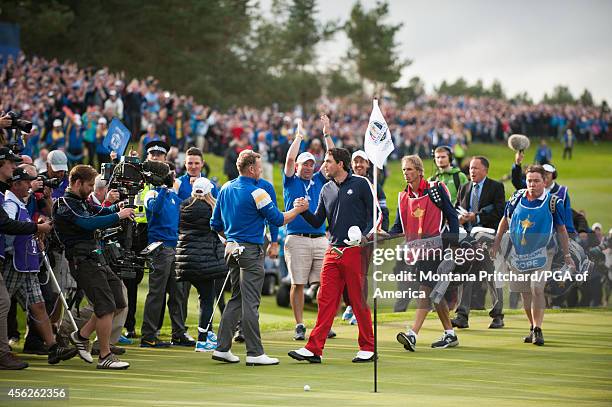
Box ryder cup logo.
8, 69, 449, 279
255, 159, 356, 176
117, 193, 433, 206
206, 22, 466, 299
110, 132, 122, 150
367, 121, 388, 145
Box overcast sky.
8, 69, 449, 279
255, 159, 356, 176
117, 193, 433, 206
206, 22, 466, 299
261, 0, 612, 103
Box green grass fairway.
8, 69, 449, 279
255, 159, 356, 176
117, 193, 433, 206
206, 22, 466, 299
3, 309, 611, 406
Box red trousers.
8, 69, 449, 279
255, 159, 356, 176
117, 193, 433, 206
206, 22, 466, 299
305, 246, 375, 356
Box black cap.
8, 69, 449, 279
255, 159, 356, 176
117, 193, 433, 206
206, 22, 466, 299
0, 147, 23, 162
145, 140, 169, 155
10, 167, 37, 183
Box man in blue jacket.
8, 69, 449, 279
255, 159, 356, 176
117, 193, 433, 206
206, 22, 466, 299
139, 165, 192, 348
210, 150, 306, 366
175, 147, 216, 201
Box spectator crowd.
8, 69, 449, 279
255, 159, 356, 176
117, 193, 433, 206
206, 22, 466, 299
1, 52, 610, 181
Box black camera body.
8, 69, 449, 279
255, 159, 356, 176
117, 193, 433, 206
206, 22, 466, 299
97, 156, 169, 278
37, 174, 62, 189
101, 156, 169, 200
6, 111, 33, 133
98, 225, 146, 279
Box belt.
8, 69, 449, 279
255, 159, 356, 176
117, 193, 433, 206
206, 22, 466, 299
289, 233, 326, 238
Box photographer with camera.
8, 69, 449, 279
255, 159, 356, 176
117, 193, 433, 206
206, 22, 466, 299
82, 174, 129, 354
53, 164, 134, 369
40, 150, 69, 200
3, 168, 78, 365
88, 174, 120, 207
122, 140, 168, 339
0, 147, 53, 370
7, 163, 57, 355
20, 149, 73, 355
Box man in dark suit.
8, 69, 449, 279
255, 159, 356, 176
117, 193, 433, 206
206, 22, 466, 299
452, 156, 506, 329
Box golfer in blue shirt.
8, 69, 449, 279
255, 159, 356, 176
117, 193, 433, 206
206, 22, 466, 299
210, 149, 306, 366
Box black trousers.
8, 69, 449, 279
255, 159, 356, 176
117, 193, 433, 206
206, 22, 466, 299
123, 268, 145, 332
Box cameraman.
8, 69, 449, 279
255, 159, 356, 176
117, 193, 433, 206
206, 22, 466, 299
53, 164, 134, 369
123, 140, 168, 339
3, 168, 78, 365
40, 150, 69, 200
24, 164, 53, 218
24, 150, 72, 355
88, 174, 119, 207
0, 147, 53, 370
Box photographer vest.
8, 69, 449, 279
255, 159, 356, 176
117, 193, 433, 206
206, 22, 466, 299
134, 184, 150, 224
5, 196, 40, 272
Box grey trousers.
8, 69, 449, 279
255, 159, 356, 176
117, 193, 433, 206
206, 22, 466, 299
456, 281, 504, 319
456, 252, 504, 319
141, 246, 186, 338
217, 242, 265, 357
0, 260, 11, 356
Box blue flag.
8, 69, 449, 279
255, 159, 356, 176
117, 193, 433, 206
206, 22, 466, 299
103, 118, 131, 156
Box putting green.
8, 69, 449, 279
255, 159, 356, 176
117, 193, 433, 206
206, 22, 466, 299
4, 309, 611, 406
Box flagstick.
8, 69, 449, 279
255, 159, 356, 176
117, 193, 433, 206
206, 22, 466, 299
373, 165, 378, 393
365, 96, 393, 394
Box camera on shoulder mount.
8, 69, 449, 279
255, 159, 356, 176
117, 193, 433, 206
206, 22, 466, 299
101, 156, 170, 201
98, 156, 168, 278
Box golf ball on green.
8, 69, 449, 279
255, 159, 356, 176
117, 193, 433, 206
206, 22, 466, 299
304, 385, 311, 391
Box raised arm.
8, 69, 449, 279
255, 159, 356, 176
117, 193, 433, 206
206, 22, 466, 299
320, 114, 335, 151
284, 119, 303, 178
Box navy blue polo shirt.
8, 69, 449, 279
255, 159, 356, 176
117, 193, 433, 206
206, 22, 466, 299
283, 171, 327, 235
302, 174, 375, 247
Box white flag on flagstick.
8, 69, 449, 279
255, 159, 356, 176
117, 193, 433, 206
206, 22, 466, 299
364, 99, 394, 169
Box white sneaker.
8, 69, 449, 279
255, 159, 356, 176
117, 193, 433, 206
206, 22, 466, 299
69, 331, 93, 364
355, 350, 374, 359
342, 306, 353, 321
293, 347, 314, 357
195, 340, 217, 352
245, 354, 280, 366
97, 353, 129, 370
352, 350, 375, 363
349, 315, 358, 325
212, 350, 240, 363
